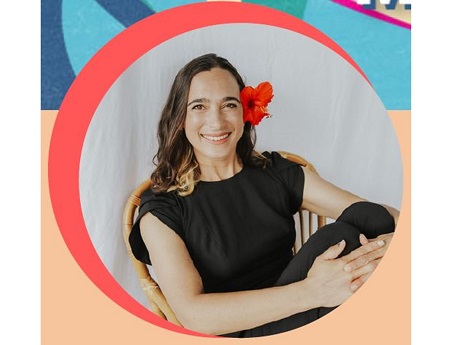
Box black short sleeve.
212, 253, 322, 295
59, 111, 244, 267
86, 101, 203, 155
129, 188, 183, 265
263, 151, 305, 214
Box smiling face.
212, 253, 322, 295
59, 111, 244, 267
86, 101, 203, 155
184, 67, 245, 165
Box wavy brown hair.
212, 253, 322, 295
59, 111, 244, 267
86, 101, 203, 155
151, 53, 268, 196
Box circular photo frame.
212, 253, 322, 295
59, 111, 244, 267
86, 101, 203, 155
49, 2, 402, 338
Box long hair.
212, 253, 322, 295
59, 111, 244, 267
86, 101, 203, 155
151, 53, 268, 196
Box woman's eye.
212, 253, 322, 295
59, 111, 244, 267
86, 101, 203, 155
225, 103, 238, 109
191, 104, 204, 110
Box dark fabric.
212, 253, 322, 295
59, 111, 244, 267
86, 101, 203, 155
128, 150, 396, 337
129, 151, 304, 293
228, 202, 395, 338
336, 201, 395, 238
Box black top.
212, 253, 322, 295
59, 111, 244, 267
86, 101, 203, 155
129, 151, 305, 293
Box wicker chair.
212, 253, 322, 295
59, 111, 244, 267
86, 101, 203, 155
122, 151, 326, 326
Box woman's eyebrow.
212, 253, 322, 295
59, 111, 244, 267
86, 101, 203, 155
187, 97, 241, 106
223, 97, 241, 103
187, 98, 209, 106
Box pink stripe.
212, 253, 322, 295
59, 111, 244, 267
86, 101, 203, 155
331, 0, 411, 30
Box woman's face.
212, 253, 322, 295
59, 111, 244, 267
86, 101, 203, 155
184, 67, 244, 164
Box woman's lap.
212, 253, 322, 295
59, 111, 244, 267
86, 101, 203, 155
226, 202, 396, 338
238, 222, 362, 337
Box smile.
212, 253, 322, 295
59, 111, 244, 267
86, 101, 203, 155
201, 133, 230, 142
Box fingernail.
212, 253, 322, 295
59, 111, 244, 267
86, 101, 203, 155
344, 265, 351, 272
377, 240, 385, 246
337, 240, 345, 246
350, 284, 358, 291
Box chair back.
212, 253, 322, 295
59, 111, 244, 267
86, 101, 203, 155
278, 151, 327, 252
122, 179, 181, 325
122, 151, 326, 324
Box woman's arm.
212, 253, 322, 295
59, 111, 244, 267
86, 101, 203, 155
301, 166, 399, 225
301, 167, 400, 291
301, 167, 365, 220
140, 213, 309, 335
140, 212, 383, 335
382, 204, 400, 225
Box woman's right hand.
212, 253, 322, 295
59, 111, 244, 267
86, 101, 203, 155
304, 240, 352, 308
304, 238, 386, 308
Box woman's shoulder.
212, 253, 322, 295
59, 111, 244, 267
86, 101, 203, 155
261, 151, 303, 171
138, 187, 181, 213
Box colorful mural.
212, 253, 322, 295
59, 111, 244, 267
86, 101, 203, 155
41, 0, 410, 109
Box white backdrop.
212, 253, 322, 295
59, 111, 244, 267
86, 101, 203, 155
79, 24, 403, 309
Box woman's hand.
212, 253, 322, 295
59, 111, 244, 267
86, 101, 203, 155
305, 240, 352, 307
305, 238, 387, 308
344, 233, 394, 291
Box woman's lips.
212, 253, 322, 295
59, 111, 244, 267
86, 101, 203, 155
201, 133, 231, 143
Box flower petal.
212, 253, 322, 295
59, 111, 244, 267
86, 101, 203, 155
240, 86, 255, 105
241, 82, 274, 126
254, 82, 274, 104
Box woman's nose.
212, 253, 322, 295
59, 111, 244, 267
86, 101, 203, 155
207, 107, 224, 127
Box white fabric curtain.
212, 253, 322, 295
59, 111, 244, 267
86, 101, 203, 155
79, 24, 403, 308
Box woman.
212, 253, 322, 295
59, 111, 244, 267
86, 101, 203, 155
129, 53, 399, 337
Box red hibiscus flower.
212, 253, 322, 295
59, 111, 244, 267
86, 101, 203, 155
240, 81, 274, 126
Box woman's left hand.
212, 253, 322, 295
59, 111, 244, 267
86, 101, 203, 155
344, 232, 394, 292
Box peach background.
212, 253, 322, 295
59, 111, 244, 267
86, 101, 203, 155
42, 110, 410, 344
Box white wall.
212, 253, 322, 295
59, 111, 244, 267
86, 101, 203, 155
79, 23, 403, 308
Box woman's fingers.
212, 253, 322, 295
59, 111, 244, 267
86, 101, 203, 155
359, 233, 369, 245
349, 258, 382, 291
319, 240, 347, 260
342, 239, 385, 272
343, 232, 394, 273
350, 258, 381, 281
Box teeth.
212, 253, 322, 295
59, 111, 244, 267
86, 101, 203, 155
202, 133, 230, 141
